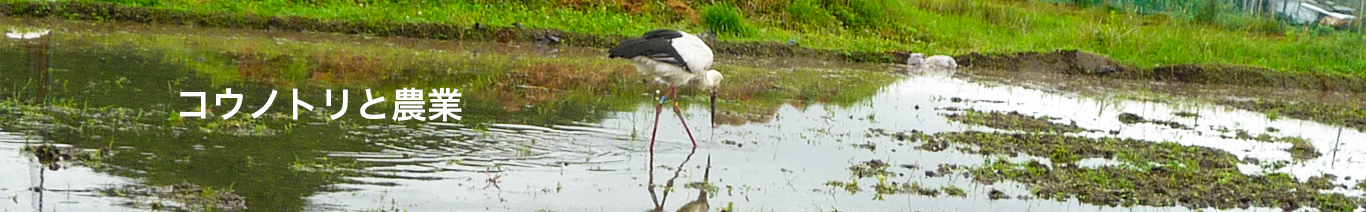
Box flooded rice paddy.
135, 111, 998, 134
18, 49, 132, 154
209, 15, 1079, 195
2, 19, 1365, 212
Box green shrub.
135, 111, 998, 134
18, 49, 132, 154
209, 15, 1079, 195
1242, 16, 1285, 35
97, 0, 158, 7
786, 0, 837, 27
702, 3, 751, 36
1313, 25, 1335, 35
1193, 0, 1221, 24
830, 0, 892, 29
1073, 0, 1094, 7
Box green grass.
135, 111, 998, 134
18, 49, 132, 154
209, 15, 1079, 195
701, 3, 750, 36
17, 20, 897, 119
16, 0, 1366, 77
784, 0, 837, 30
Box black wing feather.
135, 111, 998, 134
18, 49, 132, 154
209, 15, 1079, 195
640, 29, 684, 39
608, 29, 691, 72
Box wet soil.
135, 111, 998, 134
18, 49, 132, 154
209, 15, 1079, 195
959, 52, 1366, 134
1218, 99, 1366, 132
970, 158, 1362, 211
1226, 129, 1322, 160
958, 50, 1131, 76
869, 129, 1365, 211
877, 129, 1239, 167
957, 50, 1366, 93
945, 109, 1092, 133
1117, 112, 1192, 130
831, 160, 977, 200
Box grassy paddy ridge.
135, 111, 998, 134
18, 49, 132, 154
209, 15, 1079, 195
3, 0, 1366, 79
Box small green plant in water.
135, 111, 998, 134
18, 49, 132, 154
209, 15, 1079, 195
825, 180, 861, 194
942, 185, 966, 197
168, 111, 181, 123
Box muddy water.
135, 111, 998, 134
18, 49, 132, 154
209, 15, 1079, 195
2, 19, 1364, 212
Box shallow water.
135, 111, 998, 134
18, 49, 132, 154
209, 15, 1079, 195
1, 19, 1363, 212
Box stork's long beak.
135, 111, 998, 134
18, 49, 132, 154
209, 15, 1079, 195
709, 89, 717, 128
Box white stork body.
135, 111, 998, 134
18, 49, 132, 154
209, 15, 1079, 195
608, 29, 723, 151
610, 29, 723, 90
5, 29, 50, 40
630, 56, 699, 86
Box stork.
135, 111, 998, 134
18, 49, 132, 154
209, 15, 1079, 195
906, 53, 958, 69
608, 29, 723, 152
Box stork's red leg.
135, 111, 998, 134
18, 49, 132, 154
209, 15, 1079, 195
646, 86, 668, 208
668, 88, 699, 147
648, 86, 669, 165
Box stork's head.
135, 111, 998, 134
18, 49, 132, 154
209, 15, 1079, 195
703, 70, 723, 127
700, 70, 723, 90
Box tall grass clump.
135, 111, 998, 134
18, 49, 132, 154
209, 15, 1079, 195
702, 3, 751, 36
785, 0, 837, 28
102, 0, 158, 7
829, 0, 894, 29
907, 0, 1034, 30
1224, 15, 1285, 35
1192, 0, 1222, 24
1072, 0, 1095, 7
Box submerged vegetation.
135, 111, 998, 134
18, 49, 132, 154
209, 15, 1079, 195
21, 143, 111, 170
3, 0, 1366, 78
1228, 129, 1321, 160
1117, 112, 1192, 130
98, 182, 247, 211
1220, 99, 1366, 132
869, 128, 1364, 211
944, 109, 1091, 133
971, 158, 1360, 211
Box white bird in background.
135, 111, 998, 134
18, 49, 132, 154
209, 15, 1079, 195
5, 28, 50, 39
608, 29, 723, 152
907, 53, 958, 69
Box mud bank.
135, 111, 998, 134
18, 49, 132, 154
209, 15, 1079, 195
1219, 99, 1366, 132
0, 1, 897, 63
959, 50, 1366, 133
957, 50, 1366, 93
943, 109, 1095, 134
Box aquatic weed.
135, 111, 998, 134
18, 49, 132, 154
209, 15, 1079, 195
941, 185, 966, 197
